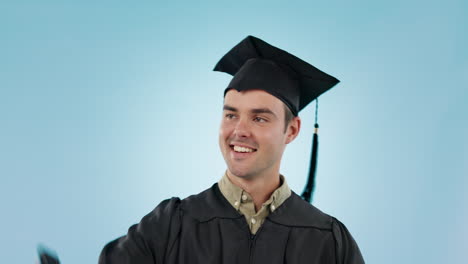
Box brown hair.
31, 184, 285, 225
283, 104, 295, 133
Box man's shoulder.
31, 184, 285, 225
146, 183, 237, 222
179, 183, 241, 221
267, 191, 336, 230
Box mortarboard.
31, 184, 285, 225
213, 35, 339, 202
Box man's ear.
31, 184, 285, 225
285, 116, 301, 144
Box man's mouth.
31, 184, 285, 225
230, 145, 257, 153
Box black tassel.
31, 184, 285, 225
301, 124, 319, 203
301, 99, 319, 203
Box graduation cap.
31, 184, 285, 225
213, 35, 339, 203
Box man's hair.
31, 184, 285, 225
283, 104, 295, 133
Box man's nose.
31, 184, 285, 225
233, 118, 251, 138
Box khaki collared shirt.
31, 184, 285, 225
218, 172, 291, 234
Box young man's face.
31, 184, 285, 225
219, 89, 300, 180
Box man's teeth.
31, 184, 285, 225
233, 145, 255, 153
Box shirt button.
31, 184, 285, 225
242, 194, 248, 201
251, 218, 256, 224
270, 205, 276, 211
234, 201, 239, 206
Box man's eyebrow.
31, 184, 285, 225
251, 108, 277, 118
223, 105, 278, 118
223, 105, 237, 112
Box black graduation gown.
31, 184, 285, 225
99, 184, 364, 264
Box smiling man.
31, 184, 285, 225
219, 89, 299, 206
99, 36, 364, 264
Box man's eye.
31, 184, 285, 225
225, 113, 236, 119
254, 117, 267, 123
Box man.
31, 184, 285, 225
99, 36, 364, 264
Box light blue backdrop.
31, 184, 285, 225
1, 1, 466, 263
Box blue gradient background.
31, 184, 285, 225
1, 1, 467, 263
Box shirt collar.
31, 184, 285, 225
218, 171, 291, 212
182, 183, 333, 229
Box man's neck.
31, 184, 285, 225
226, 171, 281, 211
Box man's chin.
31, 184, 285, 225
226, 168, 255, 180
